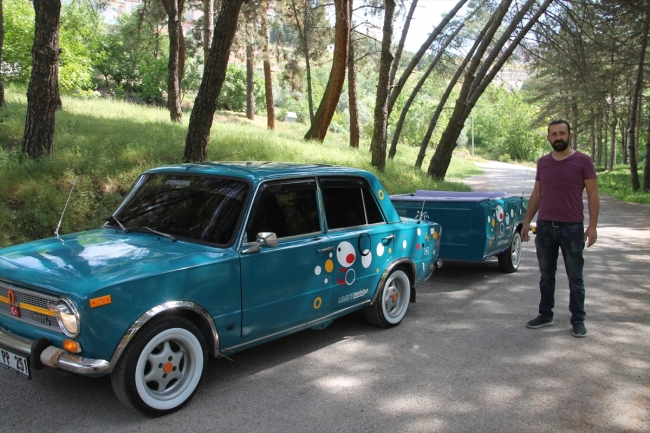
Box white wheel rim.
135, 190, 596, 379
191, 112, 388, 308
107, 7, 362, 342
382, 271, 410, 324
135, 327, 204, 411
511, 233, 522, 269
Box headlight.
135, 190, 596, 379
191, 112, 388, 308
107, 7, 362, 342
49, 299, 80, 338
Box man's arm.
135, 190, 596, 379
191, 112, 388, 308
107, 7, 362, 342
584, 178, 599, 247
521, 180, 541, 243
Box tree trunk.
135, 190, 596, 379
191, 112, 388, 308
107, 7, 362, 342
304, 0, 350, 141
165, 0, 183, 123
603, 109, 608, 168
0, 0, 5, 108
203, 0, 214, 62
347, 0, 359, 148
428, 0, 551, 180
184, 0, 245, 162
571, 100, 578, 149
22, 0, 61, 158
388, 0, 417, 88
246, 44, 255, 120
589, 114, 595, 160
389, 22, 464, 159
634, 96, 636, 165
626, 7, 647, 191
387, 0, 468, 115
596, 114, 602, 166
609, 105, 617, 172
290, 0, 314, 121
620, 118, 628, 165
414, 28, 486, 169
427, 73, 474, 179
369, 0, 395, 171
261, 9, 274, 130
426, 0, 511, 179
643, 114, 650, 192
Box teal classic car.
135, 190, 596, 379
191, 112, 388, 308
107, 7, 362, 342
0, 162, 441, 415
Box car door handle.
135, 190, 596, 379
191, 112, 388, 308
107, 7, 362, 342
382, 235, 395, 243
318, 246, 334, 253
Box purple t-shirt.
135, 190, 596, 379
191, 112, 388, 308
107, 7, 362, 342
535, 151, 597, 223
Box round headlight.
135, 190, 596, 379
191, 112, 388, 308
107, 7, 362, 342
49, 299, 80, 338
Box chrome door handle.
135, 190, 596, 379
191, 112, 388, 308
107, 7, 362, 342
318, 246, 334, 253
382, 235, 395, 243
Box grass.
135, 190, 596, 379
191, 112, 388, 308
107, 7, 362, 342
596, 165, 650, 205
0, 86, 478, 248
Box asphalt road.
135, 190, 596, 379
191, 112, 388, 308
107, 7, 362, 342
1, 161, 648, 432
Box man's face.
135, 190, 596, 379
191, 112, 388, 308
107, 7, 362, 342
547, 123, 571, 152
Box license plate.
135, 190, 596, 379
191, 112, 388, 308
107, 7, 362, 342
0, 347, 30, 379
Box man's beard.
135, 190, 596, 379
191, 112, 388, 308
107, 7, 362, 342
551, 139, 569, 152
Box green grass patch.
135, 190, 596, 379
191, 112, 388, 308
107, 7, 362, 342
0, 86, 474, 247
596, 165, 650, 205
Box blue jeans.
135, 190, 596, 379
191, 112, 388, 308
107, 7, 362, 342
535, 220, 586, 324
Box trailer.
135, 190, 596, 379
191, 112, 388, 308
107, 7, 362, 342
390, 190, 528, 273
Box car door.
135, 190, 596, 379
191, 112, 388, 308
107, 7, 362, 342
239, 178, 334, 339
319, 177, 395, 310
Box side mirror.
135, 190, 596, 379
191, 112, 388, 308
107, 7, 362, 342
257, 232, 278, 248
243, 232, 278, 253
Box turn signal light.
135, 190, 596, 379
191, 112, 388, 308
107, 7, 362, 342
63, 339, 82, 353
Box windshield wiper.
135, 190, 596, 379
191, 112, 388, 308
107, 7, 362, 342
132, 226, 177, 242
106, 215, 128, 232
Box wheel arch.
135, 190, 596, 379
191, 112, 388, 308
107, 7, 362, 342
108, 301, 220, 373
370, 258, 416, 306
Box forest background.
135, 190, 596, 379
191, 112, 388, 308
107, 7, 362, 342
0, 0, 648, 248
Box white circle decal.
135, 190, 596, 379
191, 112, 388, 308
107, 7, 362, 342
315, 266, 322, 275
496, 205, 504, 222
376, 243, 385, 257
336, 241, 356, 268
362, 250, 372, 268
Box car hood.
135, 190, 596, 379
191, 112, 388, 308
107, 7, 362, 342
0, 229, 211, 296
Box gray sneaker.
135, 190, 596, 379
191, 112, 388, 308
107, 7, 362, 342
571, 322, 587, 338
526, 315, 554, 329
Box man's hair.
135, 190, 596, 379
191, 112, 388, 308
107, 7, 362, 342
548, 119, 571, 133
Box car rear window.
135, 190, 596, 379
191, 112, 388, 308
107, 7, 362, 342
320, 177, 384, 229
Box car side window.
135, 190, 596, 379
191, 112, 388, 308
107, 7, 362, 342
320, 177, 384, 230
246, 179, 320, 242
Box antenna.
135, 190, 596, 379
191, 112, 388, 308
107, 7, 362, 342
417, 175, 432, 222
54, 178, 77, 238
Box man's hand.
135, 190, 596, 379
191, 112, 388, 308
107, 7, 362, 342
522, 222, 532, 242
585, 226, 597, 247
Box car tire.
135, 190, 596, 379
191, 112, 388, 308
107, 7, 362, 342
364, 269, 411, 328
498, 230, 522, 273
111, 316, 206, 416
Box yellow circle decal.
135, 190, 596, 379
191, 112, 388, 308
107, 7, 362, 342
378, 190, 385, 200
433, 231, 438, 240
325, 259, 334, 273
492, 218, 496, 227
314, 297, 322, 309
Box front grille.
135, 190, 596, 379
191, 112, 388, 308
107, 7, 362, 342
0, 281, 62, 333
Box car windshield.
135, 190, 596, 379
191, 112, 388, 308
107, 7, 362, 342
109, 173, 250, 245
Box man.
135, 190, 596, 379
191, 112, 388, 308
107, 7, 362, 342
522, 119, 599, 338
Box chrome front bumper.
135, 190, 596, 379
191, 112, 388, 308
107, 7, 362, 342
0, 326, 110, 376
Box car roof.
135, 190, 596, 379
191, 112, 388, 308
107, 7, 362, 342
145, 162, 374, 183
